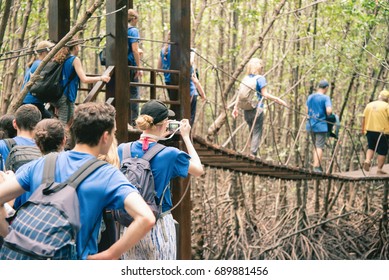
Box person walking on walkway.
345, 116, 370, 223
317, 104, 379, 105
52, 41, 110, 125
189, 49, 206, 126
306, 80, 333, 173
22, 40, 55, 119
232, 58, 287, 157
361, 90, 389, 175
127, 9, 143, 126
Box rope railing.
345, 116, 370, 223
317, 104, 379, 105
0, 34, 110, 62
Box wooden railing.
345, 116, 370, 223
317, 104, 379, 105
128, 66, 180, 105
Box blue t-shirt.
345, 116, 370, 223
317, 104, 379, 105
160, 46, 171, 83
61, 55, 79, 103
306, 93, 332, 132
127, 26, 139, 66
22, 60, 43, 104
0, 136, 36, 171
252, 74, 267, 108
190, 66, 197, 97
16, 150, 138, 259
118, 141, 190, 213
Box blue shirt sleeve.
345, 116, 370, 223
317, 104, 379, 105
172, 151, 191, 178
256, 76, 267, 91
15, 158, 44, 192
325, 96, 332, 108
0, 140, 10, 171
128, 27, 139, 45
21, 60, 40, 90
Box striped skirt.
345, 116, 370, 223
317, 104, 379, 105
121, 213, 177, 260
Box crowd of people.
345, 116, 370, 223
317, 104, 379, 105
0, 7, 387, 261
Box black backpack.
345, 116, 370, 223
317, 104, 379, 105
113, 142, 169, 227
4, 138, 42, 172
30, 56, 76, 103
0, 153, 106, 260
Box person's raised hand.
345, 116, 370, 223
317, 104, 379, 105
179, 119, 191, 138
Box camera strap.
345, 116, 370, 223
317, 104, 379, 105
140, 127, 180, 142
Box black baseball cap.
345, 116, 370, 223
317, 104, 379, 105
140, 100, 175, 124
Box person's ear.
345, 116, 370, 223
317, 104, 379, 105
60, 136, 67, 151
12, 119, 18, 130
101, 131, 110, 144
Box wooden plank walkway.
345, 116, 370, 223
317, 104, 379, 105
192, 135, 389, 182
333, 164, 389, 180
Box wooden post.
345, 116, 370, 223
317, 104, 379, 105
106, 0, 129, 144
170, 0, 191, 260
150, 70, 156, 99
48, 0, 70, 42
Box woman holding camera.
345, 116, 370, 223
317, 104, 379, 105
117, 100, 204, 260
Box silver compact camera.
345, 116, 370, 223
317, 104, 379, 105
168, 120, 181, 132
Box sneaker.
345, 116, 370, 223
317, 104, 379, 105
377, 169, 387, 175
313, 166, 323, 173
363, 162, 370, 172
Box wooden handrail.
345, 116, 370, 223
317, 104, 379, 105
82, 66, 115, 103
129, 82, 179, 90
128, 65, 180, 74
128, 99, 181, 105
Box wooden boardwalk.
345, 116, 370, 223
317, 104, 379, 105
192, 135, 389, 182
333, 164, 389, 180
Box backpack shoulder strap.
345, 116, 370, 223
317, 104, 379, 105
41, 152, 59, 184
142, 143, 165, 162
4, 138, 16, 151
65, 158, 107, 189
122, 142, 132, 160
63, 56, 77, 88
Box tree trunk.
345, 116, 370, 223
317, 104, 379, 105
207, 0, 287, 141
1, 0, 33, 114
191, 0, 207, 46
339, 6, 380, 121
0, 0, 12, 50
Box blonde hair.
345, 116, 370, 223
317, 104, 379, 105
246, 58, 264, 75
36, 40, 54, 52
135, 115, 156, 131
28, 40, 54, 68
128, 9, 138, 22
378, 90, 389, 101
98, 137, 120, 168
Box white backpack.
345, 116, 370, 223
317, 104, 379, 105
236, 75, 262, 110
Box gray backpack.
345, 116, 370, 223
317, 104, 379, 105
0, 153, 106, 260
236, 75, 262, 110
3, 138, 42, 172
113, 142, 168, 227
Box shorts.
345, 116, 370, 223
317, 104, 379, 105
366, 131, 389, 156
310, 132, 327, 149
